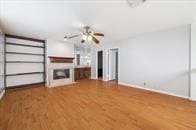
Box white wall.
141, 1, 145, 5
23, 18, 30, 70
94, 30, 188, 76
0, 29, 5, 99
91, 46, 98, 79
119, 25, 190, 97
46, 39, 74, 63
92, 25, 190, 98
191, 22, 196, 100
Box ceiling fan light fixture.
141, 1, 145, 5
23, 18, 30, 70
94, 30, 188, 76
87, 35, 92, 42
82, 34, 87, 41
82, 34, 92, 42
64, 26, 104, 44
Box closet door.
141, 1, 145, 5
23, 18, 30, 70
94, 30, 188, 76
5, 34, 45, 88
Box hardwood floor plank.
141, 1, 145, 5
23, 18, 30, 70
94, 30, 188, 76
0, 79, 196, 130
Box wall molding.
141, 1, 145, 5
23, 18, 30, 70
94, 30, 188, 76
119, 82, 189, 100
0, 89, 5, 100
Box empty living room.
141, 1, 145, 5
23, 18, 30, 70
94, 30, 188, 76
0, 0, 196, 130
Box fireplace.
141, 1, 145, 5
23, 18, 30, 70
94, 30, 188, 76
47, 56, 75, 87
47, 66, 74, 87
53, 69, 70, 80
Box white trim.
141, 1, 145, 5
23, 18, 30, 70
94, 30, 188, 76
119, 82, 189, 99
107, 47, 120, 81
189, 97, 196, 101
0, 89, 5, 100
90, 77, 97, 80
103, 79, 108, 82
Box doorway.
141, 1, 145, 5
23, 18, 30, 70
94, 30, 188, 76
97, 51, 103, 79
108, 48, 119, 82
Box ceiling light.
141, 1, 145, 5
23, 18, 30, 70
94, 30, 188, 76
127, 0, 146, 8
82, 34, 87, 40
64, 26, 104, 44
87, 35, 92, 41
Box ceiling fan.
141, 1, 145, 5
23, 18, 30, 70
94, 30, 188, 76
64, 26, 104, 44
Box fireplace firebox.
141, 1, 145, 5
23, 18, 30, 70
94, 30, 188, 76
53, 69, 70, 80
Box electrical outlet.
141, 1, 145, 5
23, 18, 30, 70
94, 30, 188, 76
144, 82, 146, 86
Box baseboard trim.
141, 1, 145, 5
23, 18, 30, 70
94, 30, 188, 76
0, 89, 5, 100
90, 77, 97, 80
189, 97, 196, 101
119, 82, 189, 100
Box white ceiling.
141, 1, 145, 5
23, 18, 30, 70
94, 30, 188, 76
0, 0, 196, 43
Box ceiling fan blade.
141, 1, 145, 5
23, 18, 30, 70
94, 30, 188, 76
68, 34, 81, 39
93, 33, 104, 37
92, 36, 99, 44
81, 39, 85, 43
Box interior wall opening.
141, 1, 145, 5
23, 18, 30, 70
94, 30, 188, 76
108, 48, 119, 82
97, 51, 103, 80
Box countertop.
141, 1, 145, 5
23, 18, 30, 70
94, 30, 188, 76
74, 65, 91, 68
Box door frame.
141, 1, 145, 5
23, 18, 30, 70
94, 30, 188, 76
107, 47, 120, 82
97, 50, 103, 80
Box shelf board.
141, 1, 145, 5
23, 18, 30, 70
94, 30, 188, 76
6, 72, 44, 76
5, 34, 45, 43
6, 52, 44, 56
6, 82, 45, 89
48, 56, 75, 63
6, 42, 44, 48
48, 56, 75, 59
6, 61, 44, 63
